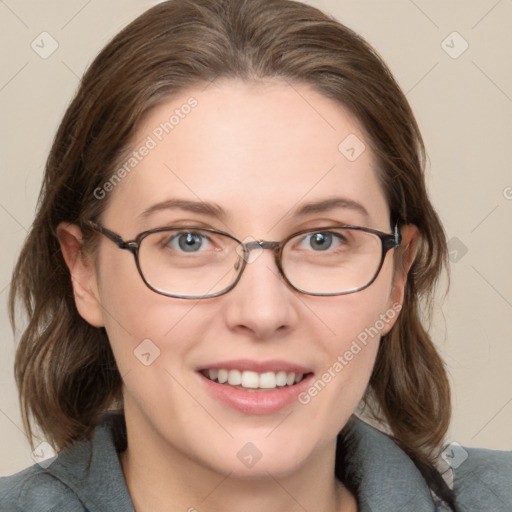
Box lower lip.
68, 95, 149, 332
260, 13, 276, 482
198, 372, 314, 415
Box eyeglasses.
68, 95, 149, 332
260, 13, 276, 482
86, 221, 401, 299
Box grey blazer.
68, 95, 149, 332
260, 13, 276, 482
1, 414, 510, 511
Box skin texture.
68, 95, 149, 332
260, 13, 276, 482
58, 80, 418, 512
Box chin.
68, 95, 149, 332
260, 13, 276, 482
192, 430, 318, 480
212, 455, 309, 481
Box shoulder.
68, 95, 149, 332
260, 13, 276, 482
0, 464, 86, 512
452, 446, 512, 511
339, 418, 511, 511
0, 414, 133, 512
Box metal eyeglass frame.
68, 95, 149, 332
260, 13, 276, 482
85, 220, 402, 299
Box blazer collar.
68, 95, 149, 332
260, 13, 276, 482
338, 417, 436, 511
45, 414, 435, 511
44, 414, 134, 512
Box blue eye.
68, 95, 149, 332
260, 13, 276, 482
170, 232, 209, 252
308, 232, 333, 251
300, 231, 346, 251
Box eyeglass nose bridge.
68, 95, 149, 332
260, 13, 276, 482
242, 238, 281, 252
245, 240, 280, 250
237, 239, 283, 267
234, 239, 287, 291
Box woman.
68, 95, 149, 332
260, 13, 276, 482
1, 0, 510, 510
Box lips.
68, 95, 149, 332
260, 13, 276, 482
196, 359, 314, 414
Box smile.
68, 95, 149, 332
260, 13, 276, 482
197, 359, 314, 413
201, 369, 305, 390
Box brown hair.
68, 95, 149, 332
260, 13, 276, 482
10, 0, 451, 498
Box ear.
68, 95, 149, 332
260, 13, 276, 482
389, 224, 419, 305
382, 224, 419, 334
57, 222, 105, 327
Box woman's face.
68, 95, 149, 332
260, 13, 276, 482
72, 80, 411, 478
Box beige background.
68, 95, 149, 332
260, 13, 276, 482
1, 0, 511, 475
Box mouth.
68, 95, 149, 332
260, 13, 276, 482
196, 360, 314, 414
200, 368, 308, 392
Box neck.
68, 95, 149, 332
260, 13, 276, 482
119, 404, 357, 512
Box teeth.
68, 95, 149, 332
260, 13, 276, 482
276, 371, 287, 387
203, 369, 305, 389
228, 369, 242, 386
241, 371, 259, 388
259, 371, 276, 389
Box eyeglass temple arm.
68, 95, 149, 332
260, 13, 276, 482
85, 221, 134, 250
382, 222, 402, 251
393, 223, 402, 247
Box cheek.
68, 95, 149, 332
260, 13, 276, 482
98, 289, 207, 374
94, 249, 209, 375
308, 296, 385, 401
298, 258, 397, 430
319, 254, 396, 356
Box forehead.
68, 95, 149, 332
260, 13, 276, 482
103, 80, 390, 234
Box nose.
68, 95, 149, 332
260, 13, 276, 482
221, 248, 299, 340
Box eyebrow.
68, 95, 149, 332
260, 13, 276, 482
139, 198, 225, 219
294, 197, 369, 219
139, 196, 369, 223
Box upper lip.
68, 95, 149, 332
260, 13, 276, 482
197, 359, 313, 374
